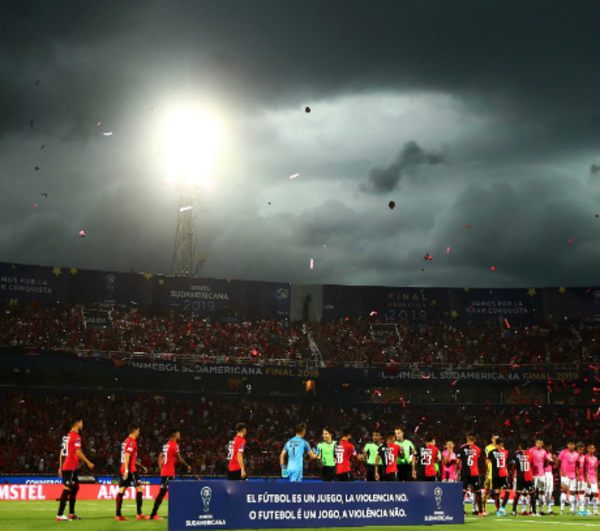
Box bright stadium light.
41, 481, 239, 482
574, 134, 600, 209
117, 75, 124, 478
164, 108, 220, 188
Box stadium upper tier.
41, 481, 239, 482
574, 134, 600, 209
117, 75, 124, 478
0, 302, 598, 367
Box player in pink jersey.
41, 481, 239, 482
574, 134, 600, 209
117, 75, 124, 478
585, 445, 599, 516
558, 441, 579, 515
529, 439, 547, 515
441, 441, 457, 482
576, 443, 591, 516
543, 442, 556, 515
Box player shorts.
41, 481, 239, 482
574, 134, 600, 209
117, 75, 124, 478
442, 479, 457, 483
383, 472, 398, 482
492, 477, 509, 491
561, 477, 577, 492
417, 475, 436, 482
288, 469, 303, 482
533, 476, 545, 491
322, 466, 336, 482
545, 472, 554, 492
335, 472, 353, 482
588, 483, 599, 495
62, 470, 78, 488
227, 470, 243, 480
119, 471, 141, 488
159, 476, 174, 491
365, 465, 376, 482
397, 464, 412, 482
462, 475, 481, 490
515, 479, 533, 493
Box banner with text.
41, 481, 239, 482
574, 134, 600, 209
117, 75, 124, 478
543, 287, 600, 323
0, 263, 69, 305
83, 310, 111, 330
168, 481, 463, 530
152, 277, 243, 316
362, 287, 451, 323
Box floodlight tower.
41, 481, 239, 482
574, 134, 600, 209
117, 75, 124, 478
165, 108, 220, 277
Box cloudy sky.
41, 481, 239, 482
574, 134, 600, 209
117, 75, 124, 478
2, 0, 600, 288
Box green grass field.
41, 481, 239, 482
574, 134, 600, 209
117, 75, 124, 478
2, 501, 600, 531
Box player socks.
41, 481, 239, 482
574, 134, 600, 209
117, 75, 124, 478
116, 492, 124, 517
476, 491, 483, 513
68, 484, 79, 515
471, 492, 477, 512
531, 493, 537, 515
570, 494, 577, 514
561, 492, 566, 511
58, 489, 70, 516
151, 490, 167, 518
501, 491, 510, 508
136, 491, 143, 515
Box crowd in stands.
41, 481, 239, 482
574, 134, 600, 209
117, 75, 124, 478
1, 302, 600, 367
0, 390, 596, 477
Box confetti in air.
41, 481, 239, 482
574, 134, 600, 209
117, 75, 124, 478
289, 173, 300, 179
31, 204, 37, 209
79, 230, 86, 237
179, 206, 193, 212
370, 311, 377, 316
35, 167, 39, 170
41, 145, 45, 149
505, 318, 510, 328
491, 266, 495, 271
305, 107, 311, 113
103, 132, 113, 136
569, 237, 573, 244
41, 193, 47, 197
35, 80, 40, 85
465, 225, 473, 229
30, 119, 33, 127
447, 247, 450, 253
310, 258, 314, 269
97, 122, 101, 126
388, 201, 396, 210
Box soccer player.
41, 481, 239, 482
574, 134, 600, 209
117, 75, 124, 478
558, 440, 580, 515
375, 431, 401, 481
456, 432, 483, 516
280, 424, 317, 482
394, 427, 415, 482
56, 418, 95, 521
585, 444, 599, 516
227, 423, 247, 480
116, 424, 149, 521
487, 438, 510, 517
317, 428, 337, 482
529, 439, 547, 516
576, 442, 590, 515
543, 442, 556, 515
512, 442, 536, 517
413, 432, 440, 482
362, 430, 381, 482
149, 428, 192, 520
482, 434, 499, 517
442, 441, 457, 482
335, 427, 362, 481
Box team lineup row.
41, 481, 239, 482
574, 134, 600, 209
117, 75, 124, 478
54, 418, 600, 521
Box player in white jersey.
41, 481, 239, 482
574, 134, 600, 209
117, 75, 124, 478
543, 443, 556, 515
585, 445, 599, 515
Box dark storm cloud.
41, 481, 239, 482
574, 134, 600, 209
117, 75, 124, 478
4, 0, 600, 288
360, 141, 445, 195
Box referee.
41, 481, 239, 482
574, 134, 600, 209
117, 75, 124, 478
394, 428, 415, 481
317, 428, 337, 482
363, 430, 382, 481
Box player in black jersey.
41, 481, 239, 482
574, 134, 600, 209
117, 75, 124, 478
375, 432, 401, 482
486, 438, 511, 516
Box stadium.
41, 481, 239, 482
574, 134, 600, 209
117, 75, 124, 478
4, 2, 600, 531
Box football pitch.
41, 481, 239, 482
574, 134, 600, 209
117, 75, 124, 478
3, 502, 600, 531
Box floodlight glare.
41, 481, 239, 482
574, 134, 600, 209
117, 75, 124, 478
164, 108, 220, 188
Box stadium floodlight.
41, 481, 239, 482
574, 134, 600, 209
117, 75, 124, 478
166, 107, 220, 277
164, 108, 220, 188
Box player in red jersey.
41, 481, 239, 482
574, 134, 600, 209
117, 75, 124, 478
512, 442, 536, 517
227, 423, 247, 480
375, 432, 402, 481
456, 432, 483, 516
486, 438, 511, 516
149, 427, 192, 520
56, 417, 94, 521
334, 427, 362, 481
115, 424, 149, 521
413, 433, 440, 481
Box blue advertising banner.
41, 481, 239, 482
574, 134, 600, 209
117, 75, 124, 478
168, 481, 463, 530
449, 288, 543, 325
244, 281, 291, 319
67, 269, 153, 308
153, 277, 242, 316
0, 263, 69, 305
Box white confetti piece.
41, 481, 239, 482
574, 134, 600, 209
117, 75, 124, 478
289, 173, 300, 179
310, 258, 314, 269
179, 206, 193, 212
103, 132, 113, 136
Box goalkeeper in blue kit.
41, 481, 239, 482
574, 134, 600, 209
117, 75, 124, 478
280, 424, 318, 482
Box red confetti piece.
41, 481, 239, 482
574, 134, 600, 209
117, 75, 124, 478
596, 215, 599, 218
465, 225, 473, 229
79, 230, 86, 237
421, 375, 431, 379
31, 204, 37, 209
491, 266, 495, 271
446, 247, 450, 253
569, 237, 573, 244
504, 420, 510, 426
422, 268, 424, 272
587, 289, 592, 293
515, 386, 520, 394
428, 255, 432, 260
415, 426, 420, 433
547, 386, 553, 393
400, 398, 406, 408
370, 311, 377, 316
505, 318, 510, 328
